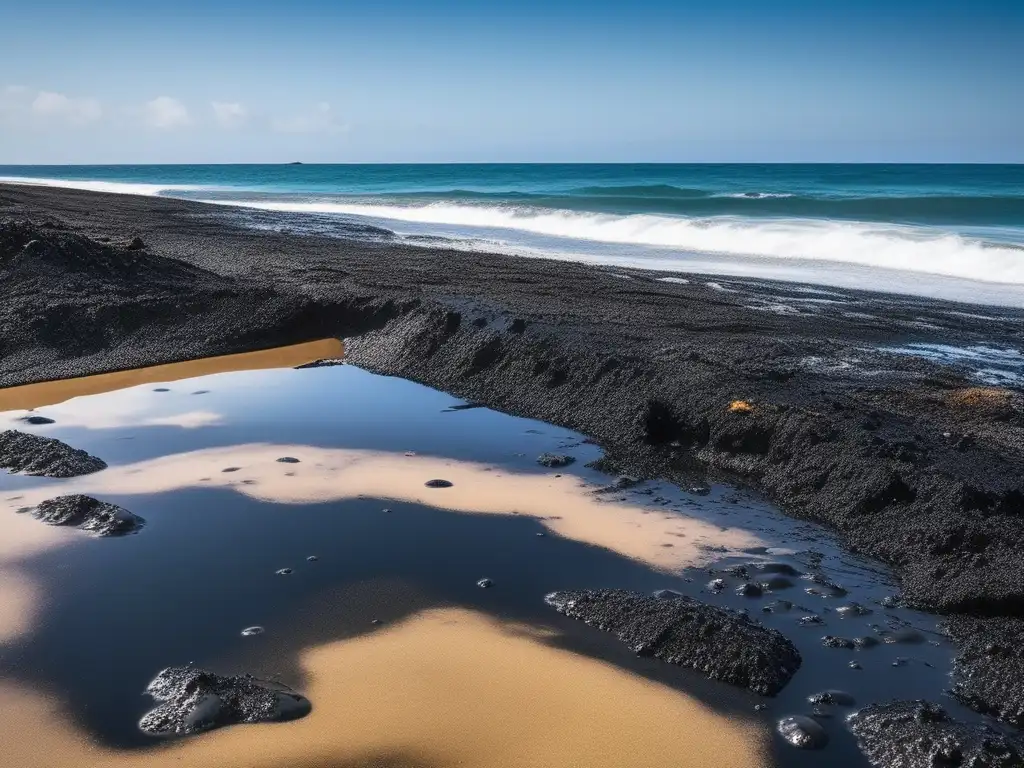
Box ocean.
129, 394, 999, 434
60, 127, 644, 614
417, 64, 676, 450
3, 163, 1024, 306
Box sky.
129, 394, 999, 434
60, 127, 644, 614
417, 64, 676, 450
0, 0, 1021, 164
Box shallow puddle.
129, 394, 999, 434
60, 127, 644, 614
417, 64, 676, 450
0, 351, 1007, 767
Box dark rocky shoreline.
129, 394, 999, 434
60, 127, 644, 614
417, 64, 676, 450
3, 182, 1024, 739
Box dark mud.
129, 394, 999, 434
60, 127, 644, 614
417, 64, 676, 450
33, 494, 144, 536
946, 615, 1024, 729
545, 589, 802, 695
3, 184, 1024, 732
138, 666, 311, 737
848, 701, 1024, 768
0, 429, 107, 477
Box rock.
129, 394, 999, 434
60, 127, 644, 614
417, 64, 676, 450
736, 582, 764, 598
799, 615, 824, 626
777, 715, 829, 749
125, 236, 146, 250
138, 666, 310, 737
756, 562, 802, 577
477, 578, 494, 588
545, 589, 801, 695
275, 568, 293, 576
807, 690, 855, 706
761, 575, 795, 591
240, 626, 264, 637
848, 700, 1024, 768
883, 628, 926, 645
0, 430, 107, 477
276, 457, 300, 464
836, 602, 873, 617
708, 578, 726, 593
221, 467, 241, 473
32, 494, 144, 536
688, 486, 711, 496
425, 479, 453, 488
822, 635, 855, 649
306, 555, 318, 562
946, 615, 1024, 729
17, 415, 55, 425
537, 453, 575, 468
854, 635, 880, 649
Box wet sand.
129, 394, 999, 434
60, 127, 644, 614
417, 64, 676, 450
0, 609, 767, 768
0, 339, 344, 412
6, 443, 763, 574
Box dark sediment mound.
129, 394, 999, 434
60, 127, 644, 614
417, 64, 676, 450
32, 494, 144, 536
544, 588, 801, 695
139, 666, 311, 737
0, 430, 107, 477
848, 700, 1024, 768
946, 615, 1024, 729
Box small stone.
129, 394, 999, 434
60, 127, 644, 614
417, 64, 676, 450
736, 582, 763, 598
689, 486, 711, 496
241, 626, 264, 637
848, 660, 862, 670
306, 556, 318, 562
536, 532, 546, 537
276, 457, 300, 464
777, 715, 829, 749
371, 619, 381, 625
425, 479, 453, 488
799, 615, 824, 626
477, 578, 494, 589
275, 568, 293, 576
707, 578, 726, 593
126, 236, 146, 250
17, 415, 55, 425
836, 602, 872, 617
222, 467, 241, 473
822, 635, 855, 649
854, 636, 880, 649
808, 690, 855, 707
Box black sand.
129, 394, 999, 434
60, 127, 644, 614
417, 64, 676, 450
2, 183, 1024, 731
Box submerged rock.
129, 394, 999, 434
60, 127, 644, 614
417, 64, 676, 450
848, 700, 1024, 768
777, 715, 829, 749
537, 453, 575, 468
32, 494, 143, 536
0, 430, 107, 477
545, 588, 801, 695
17, 415, 55, 425
139, 666, 310, 737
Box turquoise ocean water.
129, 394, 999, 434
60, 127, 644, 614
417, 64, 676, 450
2, 164, 1023, 304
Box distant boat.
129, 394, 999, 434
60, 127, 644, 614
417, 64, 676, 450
288, 161, 303, 165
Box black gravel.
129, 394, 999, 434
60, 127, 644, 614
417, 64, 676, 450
0, 429, 107, 477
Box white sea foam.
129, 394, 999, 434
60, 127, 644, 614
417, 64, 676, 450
0, 175, 202, 197
206, 199, 1024, 286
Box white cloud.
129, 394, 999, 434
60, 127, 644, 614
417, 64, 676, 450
1, 86, 102, 126
211, 101, 247, 128
272, 102, 346, 134
31, 91, 102, 124
143, 96, 191, 129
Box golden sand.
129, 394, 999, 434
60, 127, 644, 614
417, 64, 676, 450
0, 339, 345, 412
0, 609, 767, 768
7, 444, 763, 575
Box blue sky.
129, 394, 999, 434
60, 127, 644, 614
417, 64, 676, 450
0, 0, 1021, 163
